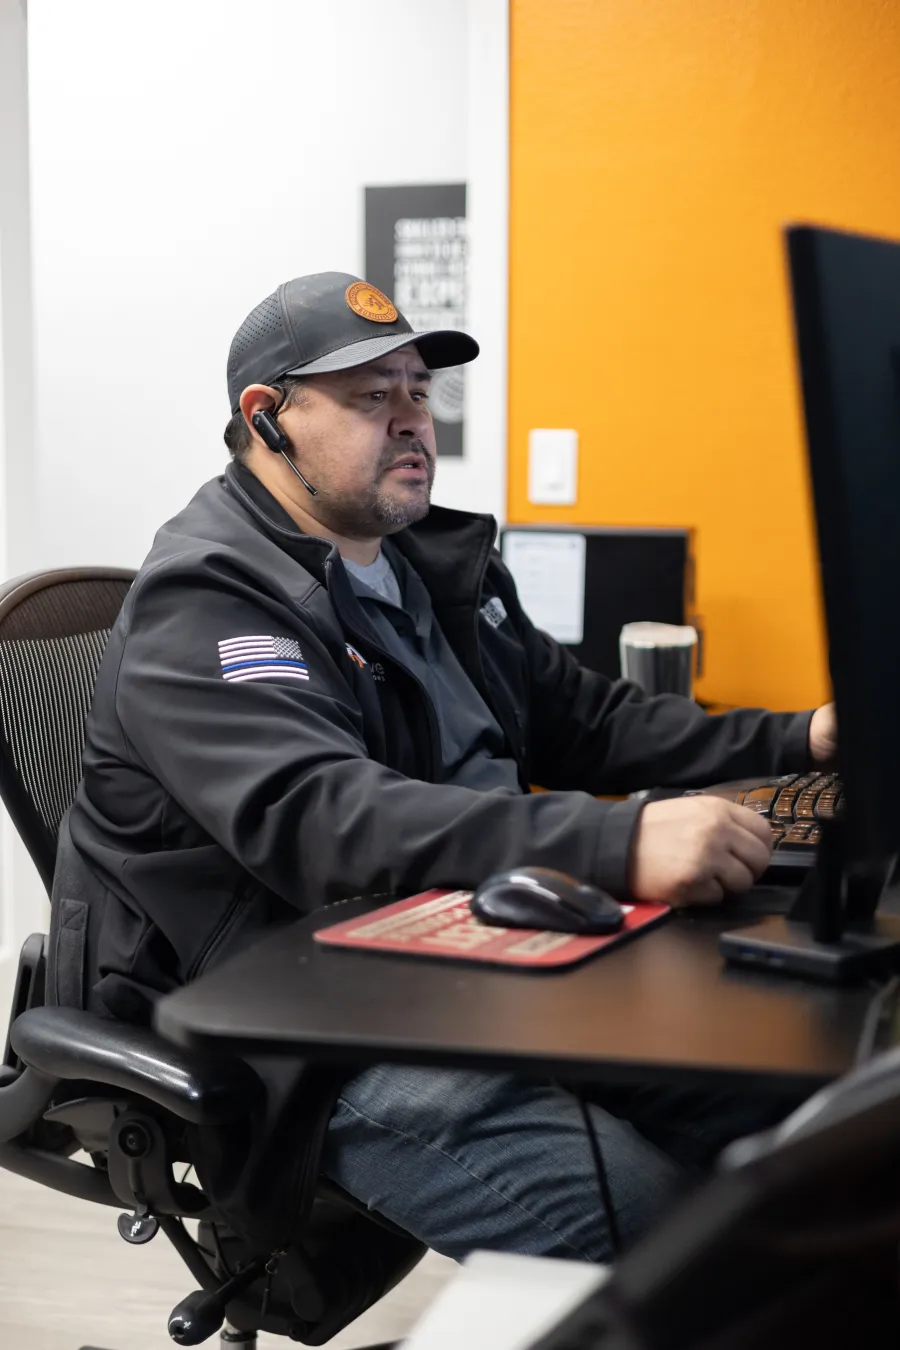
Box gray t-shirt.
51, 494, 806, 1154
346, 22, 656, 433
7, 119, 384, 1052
342, 544, 520, 793
343, 550, 403, 607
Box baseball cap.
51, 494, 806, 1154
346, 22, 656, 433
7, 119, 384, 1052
226, 271, 479, 412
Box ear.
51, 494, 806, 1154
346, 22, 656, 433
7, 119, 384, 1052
238, 385, 282, 444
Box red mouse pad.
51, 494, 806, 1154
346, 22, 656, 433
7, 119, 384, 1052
314, 890, 671, 969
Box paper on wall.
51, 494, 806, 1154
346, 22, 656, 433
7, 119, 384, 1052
501, 531, 586, 644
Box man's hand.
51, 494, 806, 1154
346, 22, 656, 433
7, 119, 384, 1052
628, 797, 773, 906
809, 701, 837, 768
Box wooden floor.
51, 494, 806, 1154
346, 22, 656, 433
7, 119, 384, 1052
0, 1169, 456, 1350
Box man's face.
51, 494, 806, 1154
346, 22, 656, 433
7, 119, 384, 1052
275, 344, 437, 539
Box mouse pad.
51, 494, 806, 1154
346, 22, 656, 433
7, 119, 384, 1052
314, 890, 671, 969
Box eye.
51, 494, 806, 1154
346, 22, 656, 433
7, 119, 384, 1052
412, 391, 429, 402
367, 391, 387, 403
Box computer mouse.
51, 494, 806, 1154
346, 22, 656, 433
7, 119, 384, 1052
470, 867, 625, 935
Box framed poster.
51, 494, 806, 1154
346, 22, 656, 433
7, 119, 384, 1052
365, 183, 467, 457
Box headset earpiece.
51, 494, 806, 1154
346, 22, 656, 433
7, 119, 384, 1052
251, 409, 289, 454
249, 407, 318, 497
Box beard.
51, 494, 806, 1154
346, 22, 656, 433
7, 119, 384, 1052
310, 439, 435, 539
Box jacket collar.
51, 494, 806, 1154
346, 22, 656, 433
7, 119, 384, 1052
224, 462, 497, 609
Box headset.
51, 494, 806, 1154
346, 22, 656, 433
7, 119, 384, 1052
250, 407, 318, 497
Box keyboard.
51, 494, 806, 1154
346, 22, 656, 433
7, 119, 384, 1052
650, 772, 844, 877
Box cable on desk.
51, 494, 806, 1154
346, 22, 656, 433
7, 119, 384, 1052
575, 1091, 622, 1260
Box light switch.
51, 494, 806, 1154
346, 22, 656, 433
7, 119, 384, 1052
527, 428, 578, 505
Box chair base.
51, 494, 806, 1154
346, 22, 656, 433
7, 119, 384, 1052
79, 1341, 396, 1349
79, 1333, 258, 1350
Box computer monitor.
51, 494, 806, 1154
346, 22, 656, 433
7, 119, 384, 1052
721, 224, 900, 981
792, 225, 900, 864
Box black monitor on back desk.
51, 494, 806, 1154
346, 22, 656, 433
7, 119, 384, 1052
498, 526, 696, 682
721, 225, 900, 982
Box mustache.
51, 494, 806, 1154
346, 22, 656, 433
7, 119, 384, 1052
376, 440, 434, 473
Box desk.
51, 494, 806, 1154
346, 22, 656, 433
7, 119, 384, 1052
156, 894, 882, 1095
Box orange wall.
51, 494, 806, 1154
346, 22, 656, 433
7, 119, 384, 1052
509, 0, 900, 710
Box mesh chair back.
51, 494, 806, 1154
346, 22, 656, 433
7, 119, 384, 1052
0, 569, 135, 893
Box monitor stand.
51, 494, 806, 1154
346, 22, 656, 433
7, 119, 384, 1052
719, 820, 900, 983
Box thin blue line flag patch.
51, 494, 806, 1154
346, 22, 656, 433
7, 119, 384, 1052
219, 635, 309, 684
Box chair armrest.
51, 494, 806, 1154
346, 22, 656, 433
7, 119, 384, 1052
10, 1007, 262, 1126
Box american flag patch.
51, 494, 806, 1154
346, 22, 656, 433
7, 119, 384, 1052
218, 635, 309, 683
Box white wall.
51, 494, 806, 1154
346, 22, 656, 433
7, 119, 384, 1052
0, 0, 50, 1013
0, 0, 35, 579
27, 0, 508, 572
462, 0, 508, 528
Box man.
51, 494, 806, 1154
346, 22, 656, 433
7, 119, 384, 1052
64, 272, 836, 1264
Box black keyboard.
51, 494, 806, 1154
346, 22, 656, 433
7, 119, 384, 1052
651, 772, 844, 876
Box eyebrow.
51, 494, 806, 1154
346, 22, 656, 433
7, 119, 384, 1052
358, 363, 433, 383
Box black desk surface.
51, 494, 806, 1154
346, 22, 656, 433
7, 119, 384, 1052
156, 891, 882, 1094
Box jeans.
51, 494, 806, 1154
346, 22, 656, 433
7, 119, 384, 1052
322, 1064, 802, 1264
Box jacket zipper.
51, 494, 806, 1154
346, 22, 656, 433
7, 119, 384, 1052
470, 529, 529, 779
326, 563, 442, 784
343, 619, 441, 782
472, 612, 529, 786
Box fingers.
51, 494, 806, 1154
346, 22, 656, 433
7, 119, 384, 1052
710, 804, 773, 894
677, 876, 725, 907
688, 804, 772, 902
728, 816, 774, 877
680, 853, 755, 904
713, 854, 758, 895
731, 803, 775, 847
628, 796, 778, 908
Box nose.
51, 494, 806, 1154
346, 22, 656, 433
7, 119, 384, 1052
388, 388, 432, 440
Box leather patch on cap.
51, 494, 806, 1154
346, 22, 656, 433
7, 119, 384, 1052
345, 281, 398, 323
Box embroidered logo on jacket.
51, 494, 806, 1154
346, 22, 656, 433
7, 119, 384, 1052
480, 597, 508, 629
218, 636, 309, 683
345, 644, 367, 669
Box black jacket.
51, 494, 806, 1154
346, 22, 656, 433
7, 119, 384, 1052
62, 463, 812, 1021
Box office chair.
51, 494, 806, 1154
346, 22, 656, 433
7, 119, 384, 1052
0, 568, 425, 1349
